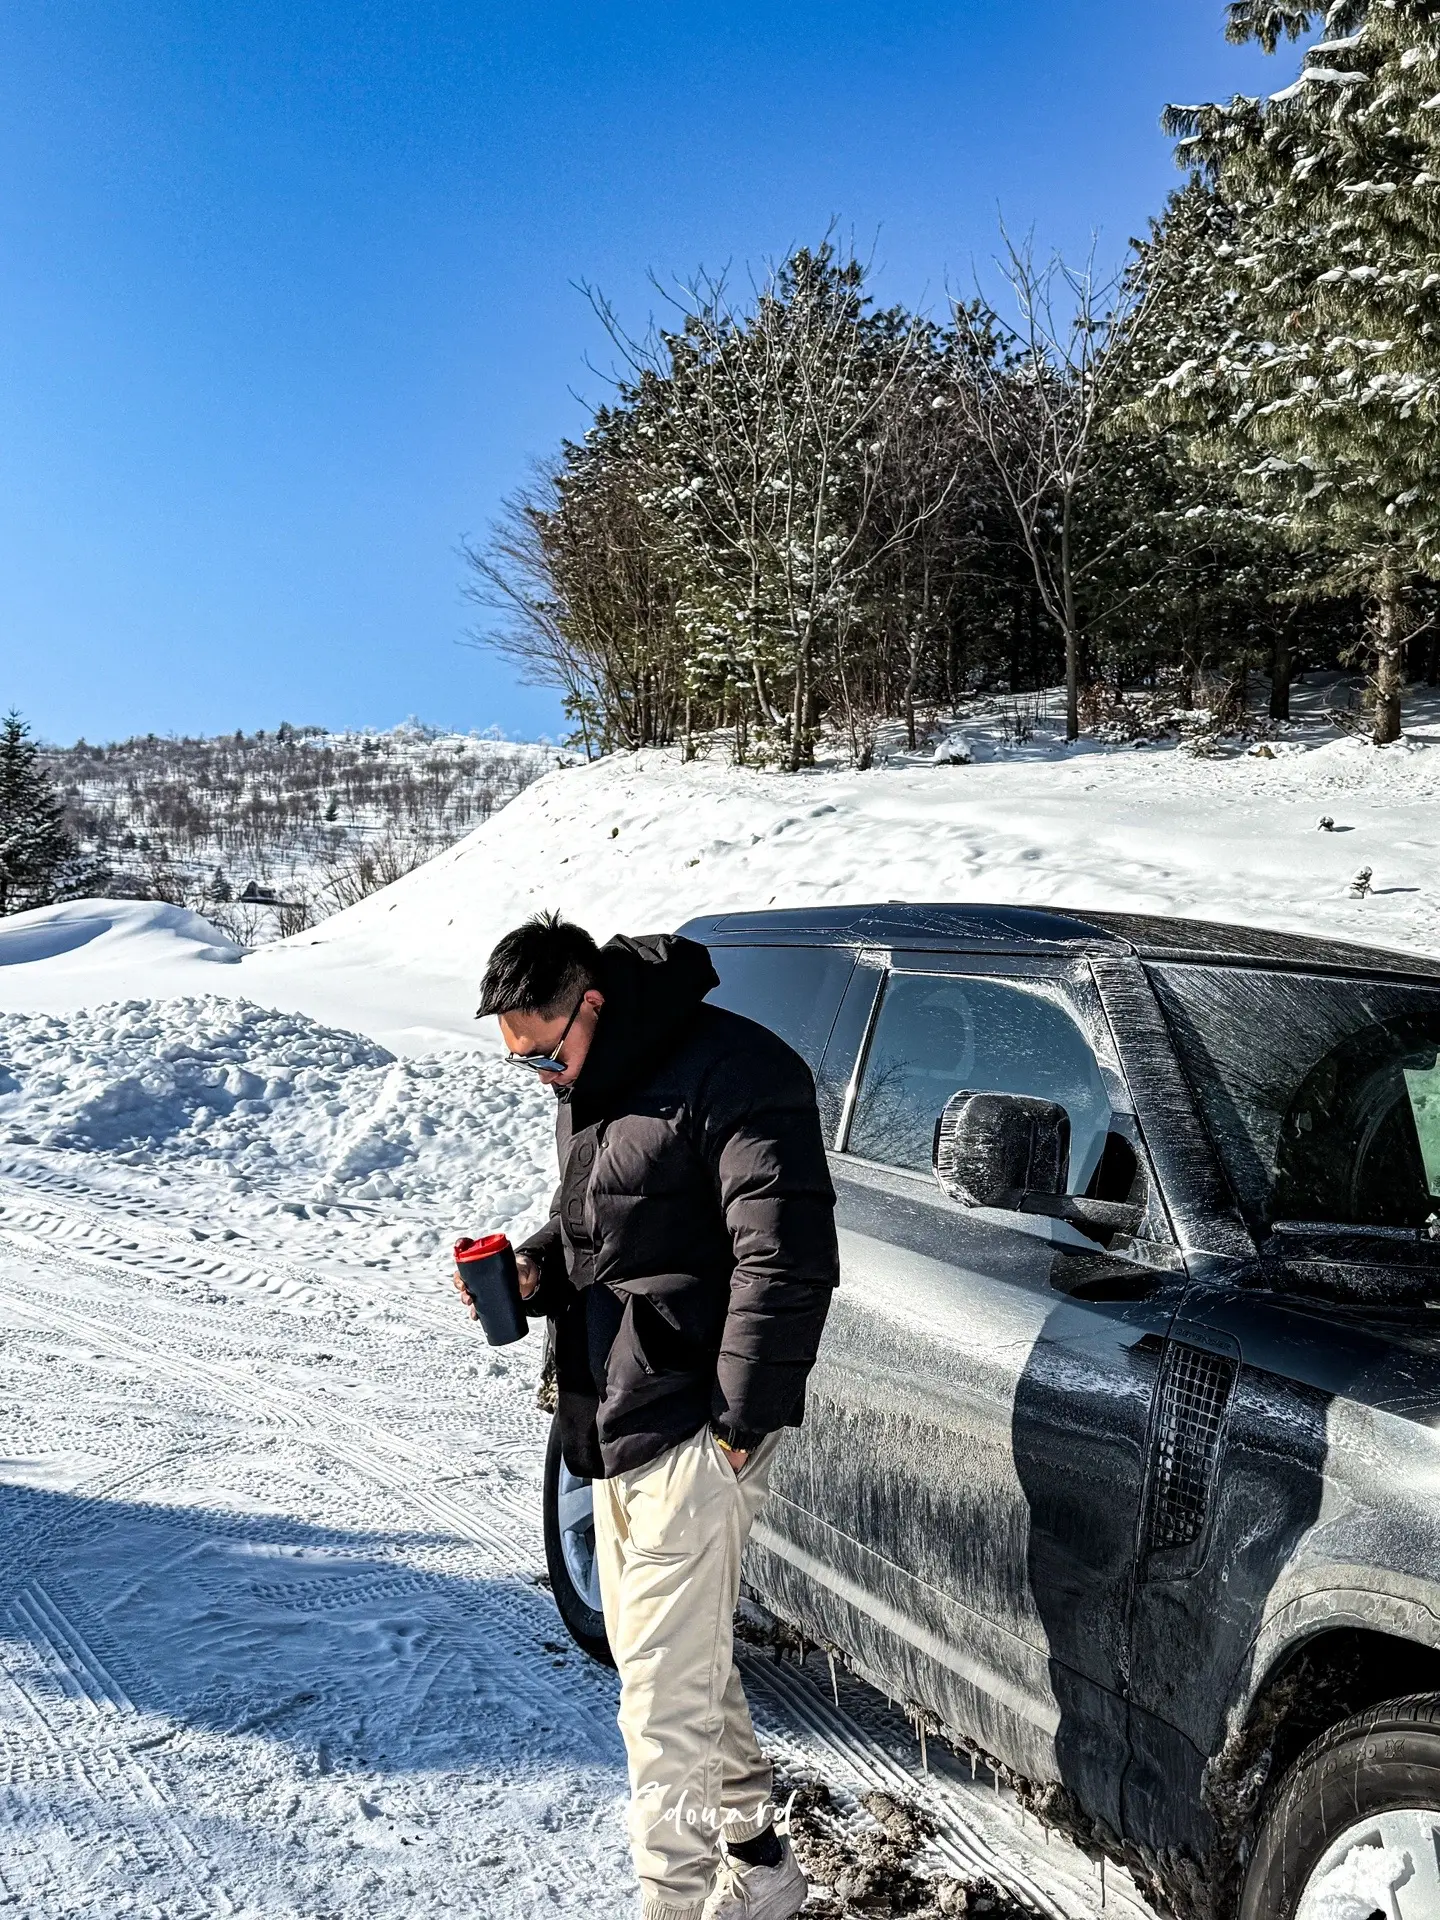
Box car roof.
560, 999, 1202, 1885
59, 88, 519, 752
676, 903, 1440, 983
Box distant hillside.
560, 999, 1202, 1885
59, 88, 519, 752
41, 722, 555, 944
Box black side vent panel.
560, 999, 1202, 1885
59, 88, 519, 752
1144, 1342, 1237, 1553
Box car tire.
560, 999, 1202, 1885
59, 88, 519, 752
1239, 1692, 1440, 1920
542, 1418, 612, 1666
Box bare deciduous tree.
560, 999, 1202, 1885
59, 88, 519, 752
463, 414, 687, 758
952, 237, 1149, 742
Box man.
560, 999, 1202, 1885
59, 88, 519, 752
462, 912, 838, 1920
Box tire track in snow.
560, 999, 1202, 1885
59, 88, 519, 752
0, 1158, 447, 1313
0, 1185, 333, 1314
0, 1223, 622, 1772
0, 1444, 235, 1611
0, 1238, 539, 1578
1, 1581, 235, 1916
0, 1184, 1146, 1919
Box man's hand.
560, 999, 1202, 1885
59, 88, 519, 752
450, 1251, 541, 1322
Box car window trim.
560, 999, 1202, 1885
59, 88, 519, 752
831, 951, 887, 1152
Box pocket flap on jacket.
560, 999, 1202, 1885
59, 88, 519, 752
612, 1271, 725, 1347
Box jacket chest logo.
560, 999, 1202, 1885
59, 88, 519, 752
563, 1127, 605, 1244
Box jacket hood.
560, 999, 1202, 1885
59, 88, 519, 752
567, 934, 718, 1114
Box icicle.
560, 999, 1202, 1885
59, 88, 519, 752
919, 1722, 928, 1772
826, 1651, 839, 1706
969, 1751, 977, 1782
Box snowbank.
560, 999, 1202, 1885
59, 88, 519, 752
0, 996, 555, 1255
243, 706, 1440, 1047
0, 900, 243, 1001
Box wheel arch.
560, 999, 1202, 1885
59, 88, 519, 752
1237, 1618, 1440, 1789
1198, 1610, 1440, 1919
1246, 1583, 1440, 1696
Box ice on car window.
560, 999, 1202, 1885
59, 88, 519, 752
1151, 964, 1440, 1230
705, 945, 854, 1072
846, 972, 1112, 1187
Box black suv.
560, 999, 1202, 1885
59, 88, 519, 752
540, 905, 1440, 1920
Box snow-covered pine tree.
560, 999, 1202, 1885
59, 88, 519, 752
641, 245, 933, 770
1158, 1, 1440, 742
1124, 175, 1349, 718
0, 711, 75, 914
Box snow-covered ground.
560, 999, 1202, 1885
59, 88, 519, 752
3, 683, 1439, 1916
0, 1027, 1142, 1918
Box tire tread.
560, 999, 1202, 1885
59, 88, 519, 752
1239, 1689, 1440, 1920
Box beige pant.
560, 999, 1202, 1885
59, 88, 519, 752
593, 1424, 781, 1920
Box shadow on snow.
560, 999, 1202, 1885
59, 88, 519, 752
0, 1480, 624, 1780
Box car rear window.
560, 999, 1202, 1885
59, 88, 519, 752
705, 944, 854, 1072
1150, 963, 1440, 1231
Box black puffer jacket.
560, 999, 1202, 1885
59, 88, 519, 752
518, 933, 839, 1479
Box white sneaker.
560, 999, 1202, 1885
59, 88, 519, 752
703, 1836, 807, 1919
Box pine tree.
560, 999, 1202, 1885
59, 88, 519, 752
0, 712, 75, 914
1158, 1, 1440, 741
1123, 177, 1354, 719
650, 246, 929, 769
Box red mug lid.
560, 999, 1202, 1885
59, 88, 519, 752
455, 1232, 511, 1262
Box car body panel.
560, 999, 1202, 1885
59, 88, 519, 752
670, 905, 1440, 1903
731, 946, 1189, 1832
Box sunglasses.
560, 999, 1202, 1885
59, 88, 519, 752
504, 993, 587, 1076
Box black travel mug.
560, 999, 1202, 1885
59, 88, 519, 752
454, 1233, 528, 1347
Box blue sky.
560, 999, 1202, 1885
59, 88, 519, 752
1, 3, 1290, 746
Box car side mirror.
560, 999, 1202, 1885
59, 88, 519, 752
933, 1091, 1071, 1210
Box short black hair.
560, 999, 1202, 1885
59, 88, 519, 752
477, 911, 602, 1020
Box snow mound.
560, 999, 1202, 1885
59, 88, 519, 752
0, 899, 243, 968
0, 900, 244, 1019
931, 730, 973, 765
0, 998, 388, 1155
0, 996, 555, 1244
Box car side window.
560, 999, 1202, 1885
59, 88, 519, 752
705, 944, 854, 1074
1407, 1057, 1440, 1197
845, 971, 1113, 1189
